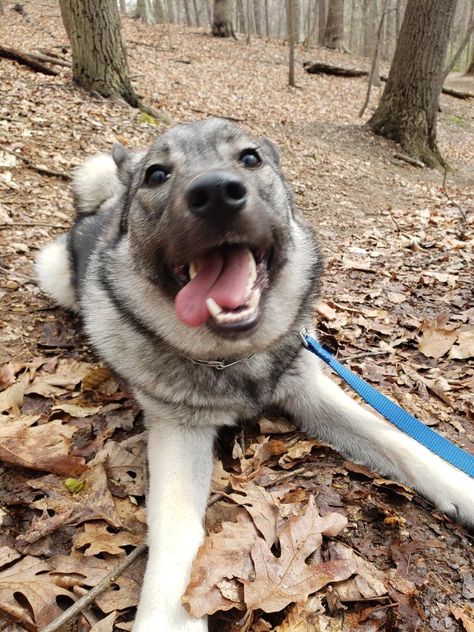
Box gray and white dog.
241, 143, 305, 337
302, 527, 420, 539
36, 119, 474, 632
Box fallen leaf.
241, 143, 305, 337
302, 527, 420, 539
419, 317, 458, 358
326, 541, 388, 601
0, 371, 29, 414
90, 611, 118, 632
449, 327, 474, 360
73, 521, 142, 556
183, 511, 256, 617
243, 496, 353, 612
0, 556, 76, 630
451, 605, 474, 632
18, 464, 121, 546
228, 479, 279, 546
0, 416, 86, 476
278, 438, 323, 469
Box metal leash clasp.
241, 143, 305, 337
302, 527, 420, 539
299, 327, 309, 348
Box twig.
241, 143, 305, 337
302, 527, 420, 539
442, 163, 466, 221
0, 44, 58, 76
344, 350, 390, 361
41, 542, 147, 632
189, 107, 245, 122
359, 2, 388, 118
28, 51, 71, 68
0, 145, 71, 180
393, 152, 425, 168
0, 222, 69, 229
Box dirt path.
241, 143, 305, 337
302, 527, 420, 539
0, 2, 473, 631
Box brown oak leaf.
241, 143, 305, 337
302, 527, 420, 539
243, 496, 354, 612
0, 555, 76, 630
0, 415, 86, 476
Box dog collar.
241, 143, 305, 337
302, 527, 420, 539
184, 353, 255, 371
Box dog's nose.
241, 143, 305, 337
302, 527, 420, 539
186, 170, 247, 219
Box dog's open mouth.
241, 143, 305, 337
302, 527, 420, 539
173, 245, 269, 330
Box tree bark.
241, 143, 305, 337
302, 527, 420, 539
466, 49, 474, 75
254, 0, 262, 36
318, 0, 326, 45
323, 0, 344, 50
136, 0, 155, 23
368, 0, 457, 168
58, 0, 72, 39
63, 0, 138, 106
236, 0, 245, 32
212, 0, 235, 37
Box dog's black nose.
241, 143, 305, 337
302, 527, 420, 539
186, 170, 247, 219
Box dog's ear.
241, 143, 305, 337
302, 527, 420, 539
112, 142, 130, 170
112, 143, 145, 186
259, 138, 280, 165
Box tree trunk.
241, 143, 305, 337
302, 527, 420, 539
212, 0, 235, 36
0, 0, 4, 16
63, 0, 138, 106
368, 0, 457, 168
318, 0, 326, 44
254, 0, 262, 36
136, 0, 155, 23
286, 0, 296, 86
59, 0, 72, 39
154, 0, 166, 22
183, 0, 192, 24
323, 0, 344, 50
119, 0, 126, 14
236, 0, 245, 32
264, 0, 270, 36
466, 49, 474, 75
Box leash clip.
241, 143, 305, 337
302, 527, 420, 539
299, 328, 309, 348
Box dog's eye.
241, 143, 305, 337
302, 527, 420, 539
145, 165, 170, 187
239, 149, 262, 168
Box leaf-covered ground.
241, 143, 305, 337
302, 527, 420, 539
0, 1, 473, 631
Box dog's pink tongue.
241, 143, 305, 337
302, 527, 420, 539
175, 247, 251, 327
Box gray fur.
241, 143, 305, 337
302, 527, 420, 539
36, 119, 474, 632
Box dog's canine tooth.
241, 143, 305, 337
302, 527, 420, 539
206, 297, 223, 318
245, 250, 257, 294
189, 261, 199, 279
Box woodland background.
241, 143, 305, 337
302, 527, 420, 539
0, 0, 473, 631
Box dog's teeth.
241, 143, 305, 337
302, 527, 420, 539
247, 288, 261, 309
206, 298, 223, 318
245, 250, 257, 294
189, 261, 199, 280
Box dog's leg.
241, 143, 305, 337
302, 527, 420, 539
133, 416, 214, 632
276, 351, 474, 528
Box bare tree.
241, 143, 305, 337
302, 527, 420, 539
286, 0, 296, 86
323, 0, 345, 50
466, 48, 474, 74
59, 0, 72, 39
61, 0, 139, 107
136, 0, 155, 23
212, 0, 235, 37
368, 0, 457, 167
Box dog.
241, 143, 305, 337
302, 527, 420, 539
36, 118, 474, 632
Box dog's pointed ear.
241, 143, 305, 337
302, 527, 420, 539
112, 142, 130, 170
259, 138, 280, 165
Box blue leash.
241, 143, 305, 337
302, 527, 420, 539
301, 331, 474, 478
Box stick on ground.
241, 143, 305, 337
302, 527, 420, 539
41, 542, 147, 632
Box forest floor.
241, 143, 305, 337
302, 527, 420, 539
0, 1, 473, 631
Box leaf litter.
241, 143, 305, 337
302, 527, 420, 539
0, 0, 473, 630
